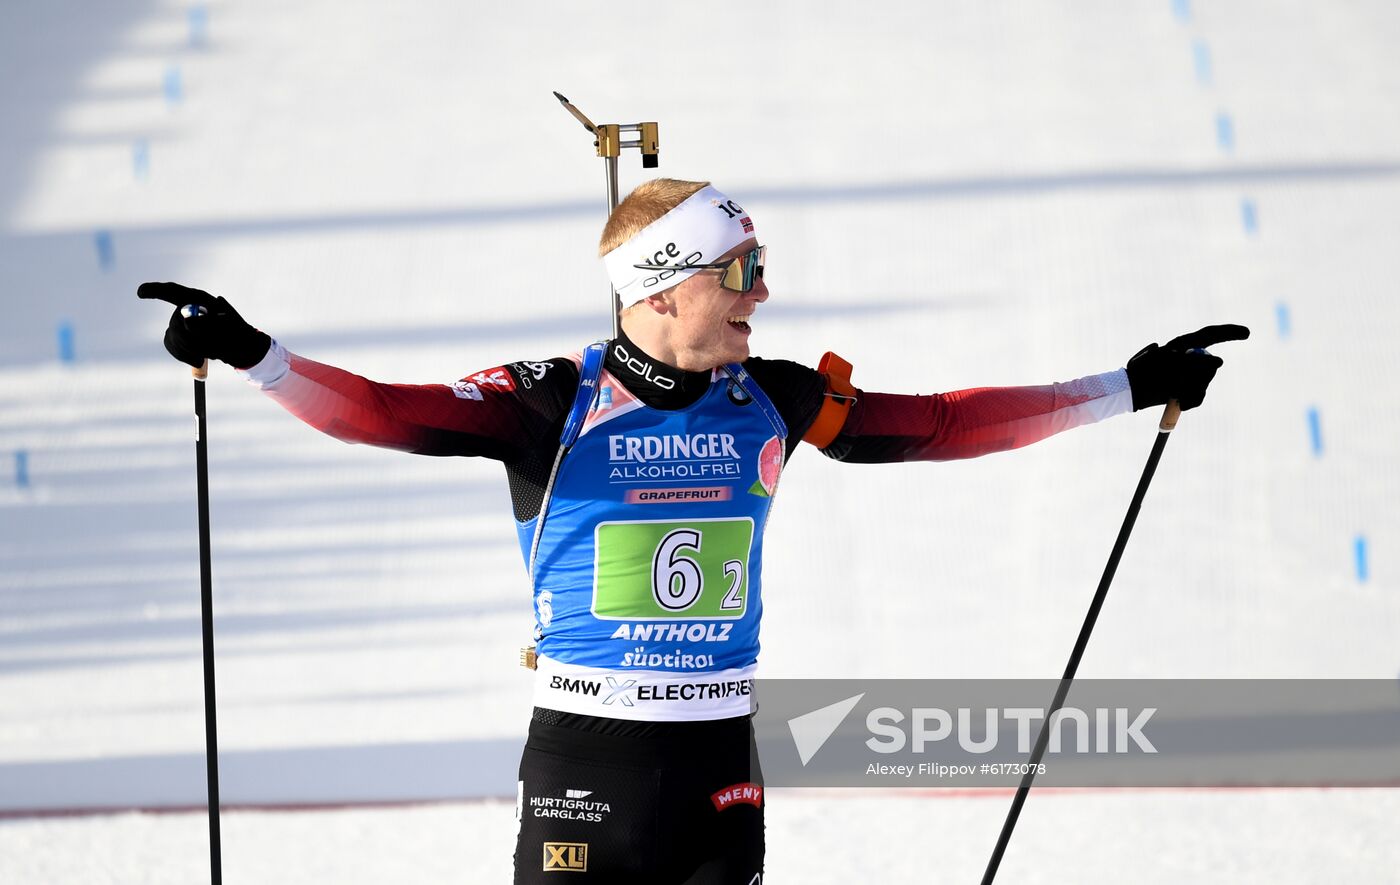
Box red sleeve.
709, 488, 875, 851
238, 340, 571, 460
823, 369, 1133, 463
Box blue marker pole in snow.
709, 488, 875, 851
1241, 198, 1258, 234
1192, 40, 1212, 86
188, 6, 209, 48
57, 321, 75, 363
133, 139, 150, 180
164, 65, 183, 106
1216, 113, 1235, 152
1307, 407, 1323, 457
14, 450, 29, 489
94, 229, 115, 270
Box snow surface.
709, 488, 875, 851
2, 0, 1399, 881
5, 789, 1400, 884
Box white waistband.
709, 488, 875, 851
533, 657, 757, 722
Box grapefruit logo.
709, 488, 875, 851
749, 436, 782, 498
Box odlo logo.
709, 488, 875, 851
613, 342, 676, 390
542, 842, 588, 872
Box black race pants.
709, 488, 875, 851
514, 709, 764, 884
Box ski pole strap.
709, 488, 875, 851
802, 352, 856, 448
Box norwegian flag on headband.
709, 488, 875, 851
740, 216, 754, 233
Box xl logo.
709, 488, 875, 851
542, 842, 587, 872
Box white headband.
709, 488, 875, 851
602, 185, 757, 301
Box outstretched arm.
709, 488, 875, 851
820, 324, 1249, 464
238, 341, 560, 458
824, 370, 1132, 463
138, 281, 571, 460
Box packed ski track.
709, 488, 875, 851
3, 1, 1399, 881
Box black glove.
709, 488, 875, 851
137, 282, 271, 369
1126, 323, 1249, 411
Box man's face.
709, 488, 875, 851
662, 237, 768, 370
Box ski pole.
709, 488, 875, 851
552, 91, 659, 337
979, 399, 1181, 885
184, 304, 224, 885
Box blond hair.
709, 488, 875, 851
598, 178, 710, 258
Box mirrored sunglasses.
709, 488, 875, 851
633, 245, 767, 293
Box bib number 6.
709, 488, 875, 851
651, 528, 746, 613
652, 529, 703, 610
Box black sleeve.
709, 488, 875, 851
740, 356, 827, 463
497, 357, 582, 521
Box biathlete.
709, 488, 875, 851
140, 178, 1246, 884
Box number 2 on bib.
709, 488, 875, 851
593, 518, 754, 619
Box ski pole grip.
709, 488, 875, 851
193, 360, 209, 381
1159, 399, 1181, 432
